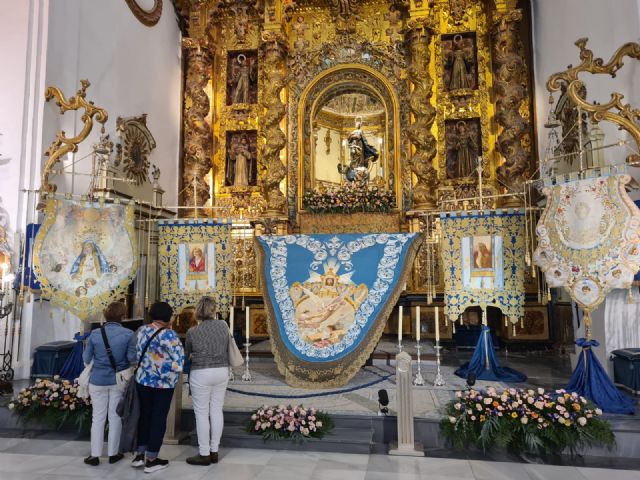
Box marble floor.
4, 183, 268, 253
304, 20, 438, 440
0, 440, 638, 480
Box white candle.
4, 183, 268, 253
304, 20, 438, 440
229, 299, 235, 333
398, 305, 403, 343
246, 306, 250, 341
416, 306, 421, 341
435, 306, 440, 342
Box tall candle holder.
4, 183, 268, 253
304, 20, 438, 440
433, 341, 446, 387
0, 289, 15, 393
241, 342, 252, 381
413, 341, 425, 386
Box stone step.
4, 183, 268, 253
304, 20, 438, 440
189, 425, 375, 455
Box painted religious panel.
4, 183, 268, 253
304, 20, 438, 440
534, 171, 640, 315
226, 50, 258, 106
32, 198, 138, 319
442, 32, 478, 91
257, 233, 422, 388
461, 234, 504, 290
225, 130, 258, 187
158, 220, 233, 315
445, 118, 481, 179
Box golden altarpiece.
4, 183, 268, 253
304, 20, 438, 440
174, 0, 537, 339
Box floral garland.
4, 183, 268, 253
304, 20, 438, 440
440, 387, 614, 456
303, 182, 395, 214
8, 376, 92, 433
246, 404, 334, 441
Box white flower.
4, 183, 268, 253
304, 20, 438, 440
449, 416, 457, 424
316, 421, 323, 428
251, 414, 257, 421
595, 408, 603, 416
454, 403, 462, 410
577, 417, 587, 426
537, 388, 544, 395
520, 417, 528, 425
8, 403, 14, 410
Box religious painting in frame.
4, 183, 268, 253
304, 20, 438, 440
445, 118, 481, 180
250, 306, 270, 339
32, 198, 138, 319
158, 219, 233, 316
442, 32, 478, 92
501, 306, 549, 341
225, 130, 258, 187
226, 50, 258, 106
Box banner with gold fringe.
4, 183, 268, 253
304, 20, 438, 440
158, 219, 233, 317
256, 233, 422, 389
440, 209, 526, 325
33, 198, 138, 319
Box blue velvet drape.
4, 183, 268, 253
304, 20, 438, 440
454, 325, 527, 383
59, 332, 89, 381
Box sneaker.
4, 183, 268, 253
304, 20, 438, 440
109, 453, 124, 464
131, 453, 145, 468
210, 452, 218, 464
186, 454, 211, 466
83, 456, 99, 466
144, 458, 169, 473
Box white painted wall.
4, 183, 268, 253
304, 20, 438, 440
43, 0, 183, 206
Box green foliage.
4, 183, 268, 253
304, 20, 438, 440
440, 387, 615, 456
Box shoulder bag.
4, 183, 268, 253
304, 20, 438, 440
228, 332, 244, 368
100, 325, 134, 388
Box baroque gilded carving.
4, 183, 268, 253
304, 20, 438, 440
260, 31, 288, 214
491, 9, 531, 192
125, 0, 163, 27
115, 114, 156, 185
182, 39, 213, 215
41, 80, 108, 202
547, 38, 640, 163
405, 17, 437, 209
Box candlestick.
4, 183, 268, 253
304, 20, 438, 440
398, 305, 403, 351
415, 306, 420, 341
245, 305, 250, 341
433, 340, 445, 387
241, 341, 252, 381
413, 340, 425, 386
434, 306, 440, 342
229, 298, 235, 333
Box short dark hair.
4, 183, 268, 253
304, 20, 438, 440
149, 301, 173, 322
104, 301, 127, 323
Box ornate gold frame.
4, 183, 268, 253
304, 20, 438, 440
296, 64, 402, 211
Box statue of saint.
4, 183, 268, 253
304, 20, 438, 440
230, 54, 255, 104
226, 134, 255, 187
337, 117, 379, 182
448, 121, 477, 178
447, 35, 471, 90
70, 240, 110, 279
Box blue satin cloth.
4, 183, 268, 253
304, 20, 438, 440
565, 338, 635, 414
455, 325, 527, 383
59, 332, 89, 381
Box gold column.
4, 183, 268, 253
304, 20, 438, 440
405, 15, 438, 210
259, 30, 288, 215
181, 39, 213, 217
491, 8, 530, 196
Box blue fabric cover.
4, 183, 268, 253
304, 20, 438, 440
31, 341, 75, 378
454, 325, 527, 383
565, 338, 635, 414
59, 332, 89, 381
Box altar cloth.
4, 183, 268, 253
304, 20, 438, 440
257, 233, 422, 388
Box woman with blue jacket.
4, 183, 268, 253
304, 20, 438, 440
82, 301, 136, 466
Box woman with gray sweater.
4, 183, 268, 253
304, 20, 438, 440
185, 296, 230, 466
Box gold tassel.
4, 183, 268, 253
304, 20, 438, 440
504, 316, 508, 327
520, 318, 524, 329
629, 288, 633, 304
452, 321, 456, 333
513, 325, 516, 337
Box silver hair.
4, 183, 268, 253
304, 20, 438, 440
195, 296, 217, 320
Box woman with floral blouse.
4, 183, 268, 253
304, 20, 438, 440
130, 302, 184, 474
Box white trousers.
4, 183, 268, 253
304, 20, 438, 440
89, 383, 124, 457
189, 367, 229, 456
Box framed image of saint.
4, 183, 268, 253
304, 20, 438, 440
226, 50, 258, 106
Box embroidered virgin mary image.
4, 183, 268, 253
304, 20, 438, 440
70, 240, 110, 278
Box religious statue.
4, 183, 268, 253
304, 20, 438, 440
337, 117, 379, 182
229, 53, 256, 105
447, 121, 477, 179
225, 133, 256, 187
70, 240, 110, 279
333, 0, 357, 18
447, 34, 472, 90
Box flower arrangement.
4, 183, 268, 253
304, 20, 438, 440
8, 376, 92, 433
247, 404, 334, 441
303, 182, 395, 214
440, 387, 614, 456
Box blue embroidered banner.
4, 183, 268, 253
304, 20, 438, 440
257, 233, 422, 388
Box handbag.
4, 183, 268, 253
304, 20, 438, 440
77, 360, 93, 399
228, 332, 244, 368
100, 325, 134, 388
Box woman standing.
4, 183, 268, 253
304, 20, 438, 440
83, 301, 136, 466
130, 302, 184, 474
185, 296, 230, 466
